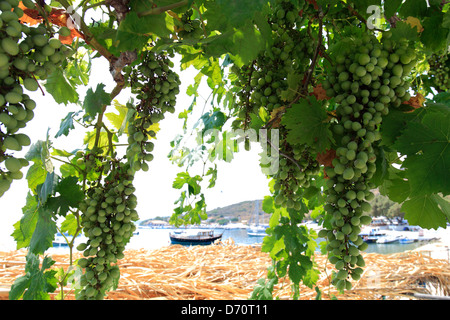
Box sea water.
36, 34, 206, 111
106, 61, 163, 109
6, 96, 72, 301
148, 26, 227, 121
2, 225, 444, 255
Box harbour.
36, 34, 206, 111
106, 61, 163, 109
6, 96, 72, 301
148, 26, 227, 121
48, 220, 449, 258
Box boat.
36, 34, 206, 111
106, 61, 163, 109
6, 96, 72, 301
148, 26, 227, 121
398, 237, 416, 244
376, 234, 401, 244
247, 225, 267, 237
169, 230, 222, 246
360, 227, 386, 243
246, 200, 268, 237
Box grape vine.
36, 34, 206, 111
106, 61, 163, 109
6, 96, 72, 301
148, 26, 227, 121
320, 31, 418, 289
2, 0, 448, 301
0, 0, 70, 196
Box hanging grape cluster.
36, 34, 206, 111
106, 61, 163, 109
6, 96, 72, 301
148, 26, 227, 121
428, 52, 449, 92
273, 144, 320, 210
319, 31, 417, 290
0, 0, 71, 196
232, 0, 313, 118
77, 163, 139, 300
124, 49, 181, 172
231, 0, 320, 210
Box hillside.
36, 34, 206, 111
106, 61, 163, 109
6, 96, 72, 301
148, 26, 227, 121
139, 199, 266, 226
206, 200, 265, 224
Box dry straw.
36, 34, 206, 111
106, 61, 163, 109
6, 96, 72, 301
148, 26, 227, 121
1, 239, 449, 300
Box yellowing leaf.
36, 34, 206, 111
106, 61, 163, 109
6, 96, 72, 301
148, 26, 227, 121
105, 100, 129, 135
405, 16, 424, 32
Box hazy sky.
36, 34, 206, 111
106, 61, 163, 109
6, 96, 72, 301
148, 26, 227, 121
0, 53, 270, 250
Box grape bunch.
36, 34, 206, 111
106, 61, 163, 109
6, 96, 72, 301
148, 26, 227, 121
231, 0, 314, 124
77, 162, 139, 300
428, 52, 449, 92
319, 32, 417, 290
273, 142, 320, 211
124, 50, 180, 172
0, 0, 71, 196
177, 9, 203, 40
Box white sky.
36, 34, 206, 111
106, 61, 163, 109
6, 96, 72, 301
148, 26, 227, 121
0, 51, 270, 250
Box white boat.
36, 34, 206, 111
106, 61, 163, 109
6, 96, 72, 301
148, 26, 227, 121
246, 200, 268, 237
360, 227, 386, 243
376, 235, 401, 244
398, 237, 416, 244
247, 225, 267, 237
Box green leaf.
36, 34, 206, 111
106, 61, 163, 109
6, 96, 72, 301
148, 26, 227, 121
205, 165, 218, 188
421, 14, 448, 51
36, 171, 59, 206
204, 0, 269, 33
11, 193, 39, 250
83, 83, 111, 119
262, 196, 275, 214
402, 194, 449, 229
43, 69, 79, 105
26, 162, 47, 193
29, 206, 57, 254
60, 214, 79, 237
105, 100, 134, 135
56, 176, 84, 208
172, 172, 202, 196
46, 176, 84, 216
200, 110, 226, 133
205, 21, 268, 68
281, 96, 333, 153
398, 0, 429, 18
55, 112, 76, 138
25, 134, 53, 173
394, 110, 450, 196
9, 252, 57, 300
384, 0, 403, 19
390, 21, 420, 42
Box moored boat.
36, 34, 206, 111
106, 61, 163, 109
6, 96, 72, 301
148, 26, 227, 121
376, 235, 401, 244
169, 230, 222, 246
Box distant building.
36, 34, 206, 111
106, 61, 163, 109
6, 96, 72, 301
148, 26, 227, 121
141, 220, 169, 227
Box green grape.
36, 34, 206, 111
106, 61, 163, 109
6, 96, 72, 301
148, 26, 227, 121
0, 1, 72, 198
123, 50, 180, 173
320, 31, 417, 289
78, 162, 139, 300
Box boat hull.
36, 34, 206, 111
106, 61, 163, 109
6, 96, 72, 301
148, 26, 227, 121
169, 234, 222, 246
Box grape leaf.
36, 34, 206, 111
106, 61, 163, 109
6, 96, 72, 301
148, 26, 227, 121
394, 111, 450, 196
281, 96, 333, 153
200, 110, 226, 133
398, 0, 429, 19
60, 214, 78, 236
36, 171, 59, 206
11, 193, 39, 250
55, 111, 76, 138
46, 176, 84, 216
29, 207, 57, 255
384, 0, 403, 19
105, 101, 133, 135
203, 0, 268, 34
421, 13, 449, 51
43, 69, 79, 105
402, 194, 449, 229
26, 162, 47, 193
9, 252, 57, 300
83, 83, 111, 119
172, 172, 202, 196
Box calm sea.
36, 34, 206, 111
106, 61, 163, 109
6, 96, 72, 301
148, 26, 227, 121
45, 226, 435, 255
